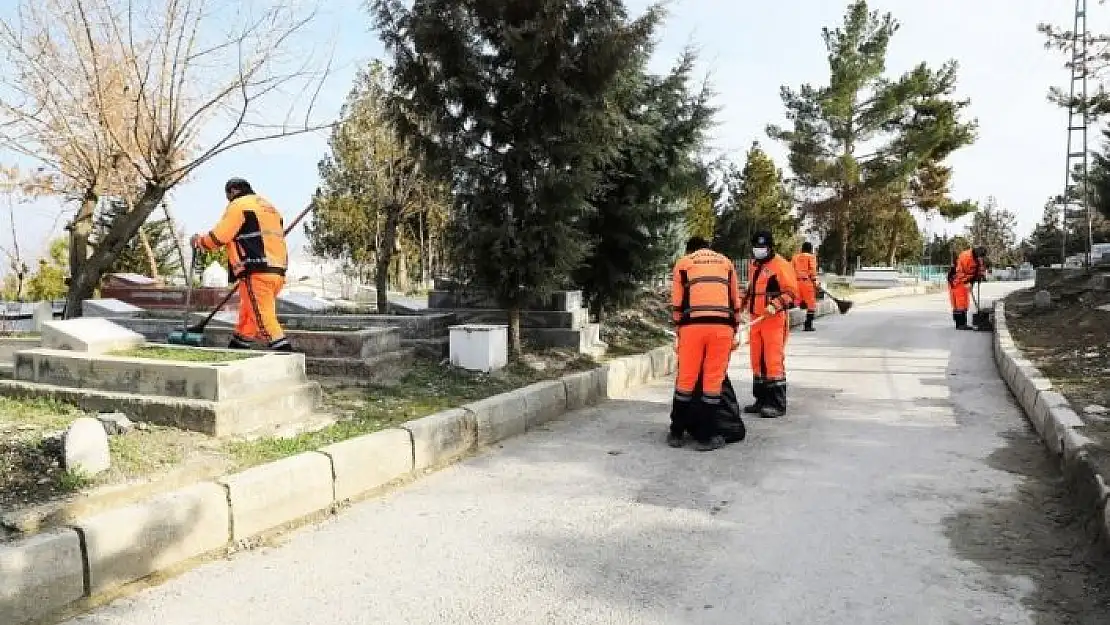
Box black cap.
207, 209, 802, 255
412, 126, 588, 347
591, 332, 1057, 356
224, 177, 253, 196
685, 236, 711, 253
751, 230, 774, 247
801, 241, 813, 253
973, 246, 988, 259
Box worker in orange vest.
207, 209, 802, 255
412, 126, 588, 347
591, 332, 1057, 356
669, 236, 743, 451
741, 230, 799, 418
791, 241, 819, 332
948, 245, 988, 330
191, 178, 292, 351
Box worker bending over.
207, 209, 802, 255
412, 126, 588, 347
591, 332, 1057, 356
741, 230, 799, 418
192, 178, 292, 351
669, 236, 743, 452
947, 246, 988, 331
791, 241, 819, 332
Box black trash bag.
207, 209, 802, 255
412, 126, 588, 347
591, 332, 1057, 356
671, 373, 746, 444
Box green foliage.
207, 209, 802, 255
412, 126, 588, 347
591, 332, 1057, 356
1021, 200, 1064, 267
966, 197, 1020, 267
373, 0, 659, 350
684, 189, 716, 241
924, 233, 970, 266
93, 198, 182, 279
714, 142, 798, 261
22, 238, 68, 300
767, 0, 976, 273
574, 48, 716, 315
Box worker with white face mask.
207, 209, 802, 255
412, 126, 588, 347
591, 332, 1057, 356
740, 230, 799, 418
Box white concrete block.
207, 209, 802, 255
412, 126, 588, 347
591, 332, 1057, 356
449, 324, 508, 373
220, 453, 334, 541
0, 530, 85, 625
648, 347, 677, 379
521, 380, 567, 429
562, 369, 606, 411
467, 390, 528, 445
82, 298, 144, 318
41, 318, 144, 354
403, 408, 476, 471
320, 429, 414, 502
78, 482, 230, 594
32, 300, 53, 332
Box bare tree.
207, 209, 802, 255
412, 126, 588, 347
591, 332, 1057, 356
0, 0, 334, 316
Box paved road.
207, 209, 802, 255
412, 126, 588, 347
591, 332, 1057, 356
67, 285, 1110, 625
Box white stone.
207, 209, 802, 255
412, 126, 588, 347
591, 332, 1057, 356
1084, 404, 1109, 416
32, 301, 53, 331
1034, 290, 1052, 309
449, 324, 508, 373
63, 416, 111, 476
96, 411, 134, 435
41, 318, 145, 354
81, 298, 144, 318
201, 262, 229, 288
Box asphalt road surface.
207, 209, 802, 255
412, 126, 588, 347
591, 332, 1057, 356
66, 284, 1110, 625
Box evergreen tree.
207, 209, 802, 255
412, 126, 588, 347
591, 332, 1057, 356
373, 0, 659, 353
93, 198, 182, 280
574, 49, 716, 319
714, 142, 797, 261
966, 197, 1020, 267
1022, 200, 1063, 267
768, 0, 976, 273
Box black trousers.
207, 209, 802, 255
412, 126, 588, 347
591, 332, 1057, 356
670, 373, 747, 443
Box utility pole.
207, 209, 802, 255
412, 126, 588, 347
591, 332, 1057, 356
1061, 0, 1094, 267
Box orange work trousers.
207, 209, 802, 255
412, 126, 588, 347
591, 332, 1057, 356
949, 282, 970, 313
234, 273, 287, 345
749, 312, 789, 382
797, 279, 818, 311
675, 324, 735, 397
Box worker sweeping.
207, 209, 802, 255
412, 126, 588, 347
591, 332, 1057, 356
191, 178, 292, 351
791, 241, 819, 332
741, 230, 799, 419
947, 245, 988, 331
668, 236, 743, 451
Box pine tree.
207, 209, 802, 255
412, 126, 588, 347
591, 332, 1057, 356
768, 0, 976, 273
714, 142, 797, 261
574, 49, 716, 319
93, 198, 182, 280
966, 197, 1020, 267
373, 0, 659, 353
1023, 200, 1063, 267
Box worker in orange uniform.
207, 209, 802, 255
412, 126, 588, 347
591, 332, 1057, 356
791, 241, 819, 332
947, 245, 988, 330
191, 178, 292, 351
669, 236, 743, 452
741, 230, 799, 419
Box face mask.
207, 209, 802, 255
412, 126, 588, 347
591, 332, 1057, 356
752, 247, 769, 260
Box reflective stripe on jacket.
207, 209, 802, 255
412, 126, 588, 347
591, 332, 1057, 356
199, 193, 288, 279
671, 249, 743, 327
743, 254, 799, 315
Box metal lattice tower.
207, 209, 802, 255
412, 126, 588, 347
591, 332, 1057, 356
1061, 0, 1095, 266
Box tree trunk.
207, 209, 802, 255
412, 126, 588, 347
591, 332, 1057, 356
839, 211, 850, 276
65, 185, 167, 318
375, 206, 402, 314
138, 228, 160, 280
66, 192, 97, 313
508, 306, 522, 356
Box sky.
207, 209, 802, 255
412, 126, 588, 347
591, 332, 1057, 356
0, 0, 1080, 266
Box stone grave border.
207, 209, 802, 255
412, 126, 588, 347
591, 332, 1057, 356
0, 284, 926, 625
991, 301, 1110, 547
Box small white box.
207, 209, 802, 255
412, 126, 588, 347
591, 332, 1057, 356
449, 324, 508, 373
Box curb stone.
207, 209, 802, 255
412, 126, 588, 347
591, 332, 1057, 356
992, 301, 1110, 546
2, 283, 924, 624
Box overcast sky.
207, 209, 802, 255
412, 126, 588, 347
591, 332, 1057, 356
0, 0, 1080, 264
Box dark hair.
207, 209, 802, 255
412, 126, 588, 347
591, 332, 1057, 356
801, 241, 813, 253
685, 236, 710, 253
224, 177, 254, 197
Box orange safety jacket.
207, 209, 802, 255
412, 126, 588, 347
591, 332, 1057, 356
743, 254, 799, 315
952, 249, 984, 286
198, 193, 288, 280
791, 252, 818, 283
671, 249, 743, 327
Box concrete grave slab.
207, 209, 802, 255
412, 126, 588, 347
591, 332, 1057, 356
276, 292, 334, 314
42, 318, 145, 354
82, 298, 145, 318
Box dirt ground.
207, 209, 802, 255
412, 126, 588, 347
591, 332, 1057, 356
1004, 270, 1110, 479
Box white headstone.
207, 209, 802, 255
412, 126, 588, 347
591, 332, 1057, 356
81, 298, 144, 318
449, 324, 508, 373
32, 300, 53, 331
41, 318, 145, 354
201, 262, 229, 288
277, 292, 334, 314
63, 416, 111, 476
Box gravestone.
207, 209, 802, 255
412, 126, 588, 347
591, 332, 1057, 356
63, 417, 111, 476
32, 301, 53, 331
1034, 290, 1052, 309
82, 298, 144, 318
41, 318, 145, 354
276, 292, 334, 314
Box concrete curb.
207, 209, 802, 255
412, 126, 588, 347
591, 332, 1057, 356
992, 301, 1110, 545
0, 283, 925, 624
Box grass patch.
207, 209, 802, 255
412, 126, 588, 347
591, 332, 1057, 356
110, 345, 254, 363
0, 397, 84, 439
227, 358, 583, 467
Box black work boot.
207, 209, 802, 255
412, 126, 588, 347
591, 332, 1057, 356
694, 435, 727, 452
267, 337, 294, 352
668, 392, 693, 447
228, 335, 253, 350
954, 311, 971, 331
744, 378, 766, 414
803, 311, 816, 332
666, 432, 685, 448
760, 382, 787, 419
